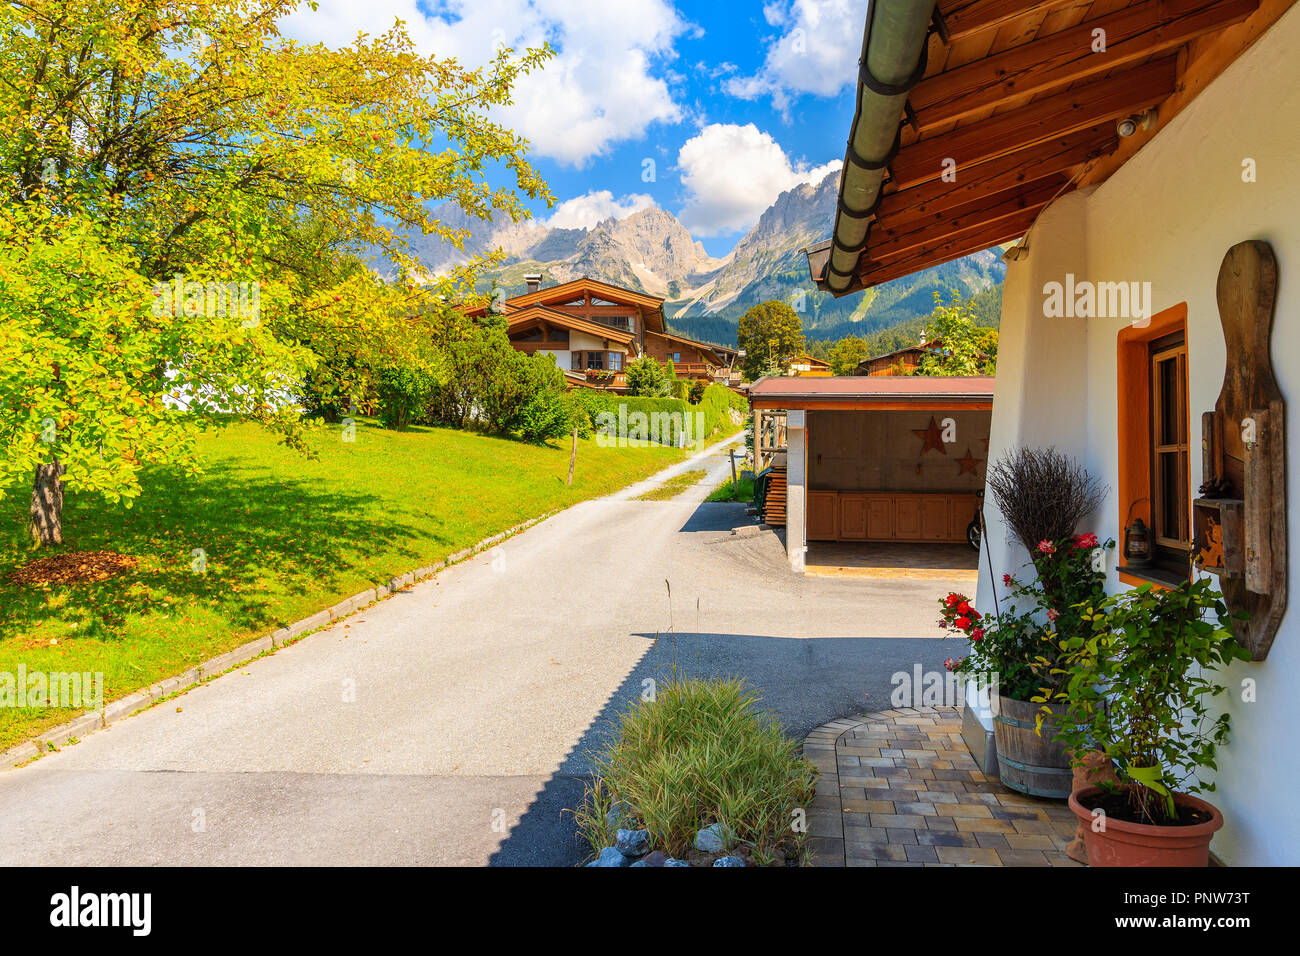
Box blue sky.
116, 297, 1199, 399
282, 0, 869, 257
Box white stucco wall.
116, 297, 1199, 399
977, 5, 1300, 865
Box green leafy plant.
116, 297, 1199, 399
1039, 577, 1250, 825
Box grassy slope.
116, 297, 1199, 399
0, 419, 684, 747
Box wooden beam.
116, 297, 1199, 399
876, 124, 1115, 225
857, 207, 1044, 287
867, 190, 1053, 267
869, 176, 1065, 261
938, 0, 1079, 42
891, 56, 1178, 190
914, 0, 1259, 132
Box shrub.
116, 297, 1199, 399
696, 382, 744, 439
576, 678, 816, 862
516, 386, 579, 444
373, 359, 441, 430
688, 379, 707, 403
625, 354, 672, 396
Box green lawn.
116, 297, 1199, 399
705, 474, 754, 503
0, 418, 686, 748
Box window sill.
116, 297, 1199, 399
1118, 564, 1188, 590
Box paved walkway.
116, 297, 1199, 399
1, 436, 977, 867
803, 707, 1082, 866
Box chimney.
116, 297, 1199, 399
524, 273, 543, 293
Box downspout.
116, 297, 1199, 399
825, 0, 937, 295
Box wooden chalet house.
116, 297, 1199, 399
856, 338, 991, 375
465, 275, 739, 392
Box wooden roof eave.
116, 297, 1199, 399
807, 0, 1281, 296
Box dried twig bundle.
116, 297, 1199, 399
985, 446, 1107, 553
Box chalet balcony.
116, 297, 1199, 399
673, 363, 719, 380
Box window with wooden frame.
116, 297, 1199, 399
1117, 303, 1191, 588
1149, 332, 1190, 570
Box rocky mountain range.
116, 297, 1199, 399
395, 170, 1006, 347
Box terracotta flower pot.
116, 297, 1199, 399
1067, 786, 1224, 867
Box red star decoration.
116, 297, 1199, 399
957, 447, 982, 476
913, 416, 947, 456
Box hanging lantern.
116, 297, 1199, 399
1124, 517, 1152, 568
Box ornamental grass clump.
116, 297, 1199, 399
1039, 578, 1250, 826
575, 678, 816, 863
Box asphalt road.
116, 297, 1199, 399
0, 434, 968, 866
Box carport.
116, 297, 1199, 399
748, 377, 995, 574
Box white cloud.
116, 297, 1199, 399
724, 0, 868, 107
675, 123, 840, 236
545, 191, 654, 230
280, 1, 688, 166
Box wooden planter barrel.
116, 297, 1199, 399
993, 695, 1072, 799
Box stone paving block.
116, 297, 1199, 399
917, 830, 978, 848
912, 789, 959, 804
956, 818, 1018, 834
845, 841, 907, 862
936, 846, 1004, 866
905, 844, 940, 863
1004, 833, 1056, 851
999, 849, 1051, 866
869, 813, 929, 830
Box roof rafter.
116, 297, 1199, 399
876, 124, 1116, 225
891, 55, 1178, 190
915, 0, 1258, 132
937, 0, 1081, 42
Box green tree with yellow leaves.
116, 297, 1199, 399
0, 0, 555, 545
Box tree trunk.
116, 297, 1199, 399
29, 458, 66, 547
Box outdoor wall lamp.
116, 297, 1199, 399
1116, 110, 1156, 138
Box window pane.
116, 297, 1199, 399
1157, 452, 1184, 541
1157, 357, 1179, 445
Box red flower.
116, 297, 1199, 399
1072, 532, 1099, 550
1047, 608, 1060, 622
1002, 573, 1015, 587
971, 628, 985, 642
954, 615, 971, 630
943, 656, 963, 672
945, 592, 964, 607
1037, 539, 1056, 555
957, 600, 972, 615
